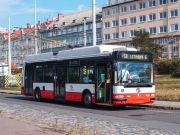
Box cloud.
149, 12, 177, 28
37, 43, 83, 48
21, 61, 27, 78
61, 4, 87, 15
0, 0, 55, 18
0, 27, 7, 32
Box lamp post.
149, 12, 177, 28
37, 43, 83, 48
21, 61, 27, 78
34, 0, 38, 54
92, 0, 96, 46
169, 34, 175, 59
8, 17, 12, 76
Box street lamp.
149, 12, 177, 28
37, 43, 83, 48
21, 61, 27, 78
169, 34, 175, 59
34, 0, 38, 54
8, 17, 12, 76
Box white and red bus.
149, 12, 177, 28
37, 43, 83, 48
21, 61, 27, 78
21, 45, 155, 108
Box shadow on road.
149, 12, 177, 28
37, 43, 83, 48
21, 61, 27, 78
4, 95, 146, 111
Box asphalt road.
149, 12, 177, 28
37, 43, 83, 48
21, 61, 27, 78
1, 93, 180, 133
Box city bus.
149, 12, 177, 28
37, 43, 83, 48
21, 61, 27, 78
21, 45, 155, 108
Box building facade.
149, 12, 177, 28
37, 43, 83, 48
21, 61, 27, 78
0, 18, 56, 68
40, 7, 103, 53
102, 0, 180, 59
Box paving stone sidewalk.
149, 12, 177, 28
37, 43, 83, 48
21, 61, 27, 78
0, 101, 180, 135
0, 115, 61, 135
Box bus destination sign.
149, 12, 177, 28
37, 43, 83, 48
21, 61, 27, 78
117, 52, 152, 61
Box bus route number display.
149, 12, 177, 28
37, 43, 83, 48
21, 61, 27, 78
117, 52, 151, 61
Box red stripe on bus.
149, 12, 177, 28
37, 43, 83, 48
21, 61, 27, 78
92, 94, 95, 103
65, 92, 82, 102
113, 93, 155, 105
21, 90, 25, 95
40, 90, 54, 99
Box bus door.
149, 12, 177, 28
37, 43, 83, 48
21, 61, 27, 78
54, 65, 66, 100
95, 62, 112, 104
24, 66, 33, 95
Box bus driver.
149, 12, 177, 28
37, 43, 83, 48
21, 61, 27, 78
119, 64, 131, 83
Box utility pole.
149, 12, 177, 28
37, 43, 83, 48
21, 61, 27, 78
92, 0, 96, 46
8, 17, 12, 76
83, 18, 87, 47
34, 0, 38, 54
169, 34, 174, 59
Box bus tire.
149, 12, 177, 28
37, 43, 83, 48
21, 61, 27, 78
83, 91, 92, 108
35, 89, 41, 101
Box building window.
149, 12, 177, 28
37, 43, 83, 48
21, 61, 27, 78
104, 22, 110, 28
121, 6, 127, 13
174, 46, 178, 52
139, 15, 146, 22
170, 9, 178, 17
104, 34, 110, 40
160, 38, 167, 44
112, 20, 118, 27
159, 0, 167, 5
174, 37, 179, 43
149, 13, 156, 21
149, 0, 156, 7
159, 25, 167, 33
96, 22, 102, 28
104, 10, 110, 16
139, 2, 145, 9
162, 47, 167, 53
170, 0, 177, 3
150, 27, 156, 34
122, 43, 127, 46
152, 39, 157, 44
170, 24, 178, 32
130, 17, 136, 24
121, 31, 127, 38
130, 30, 136, 37
130, 4, 136, 11
121, 18, 127, 26
140, 28, 146, 32
112, 33, 119, 39
171, 46, 178, 53
159, 11, 167, 19
112, 8, 118, 15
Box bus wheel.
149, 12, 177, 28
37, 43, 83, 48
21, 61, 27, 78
83, 92, 92, 108
35, 89, 41, 101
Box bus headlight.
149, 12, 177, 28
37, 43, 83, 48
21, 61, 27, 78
115, 95, 125, 98
151, 94, 155, 97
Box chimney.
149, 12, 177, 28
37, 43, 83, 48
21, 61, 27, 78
52, 17, 56, 21
38, 21, 41, 25
58, 13, 63, 21
27, 23, 31, 28
46, 18, 49, 23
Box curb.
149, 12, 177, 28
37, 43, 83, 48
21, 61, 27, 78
0, 91, 21, 95
133, 104, 180, 110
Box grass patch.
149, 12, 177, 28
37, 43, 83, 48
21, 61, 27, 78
155, 74, 180, 101
0, 87, 21, 91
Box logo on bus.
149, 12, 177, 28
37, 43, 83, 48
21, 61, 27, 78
136, 88, 141, 93
69, 85, 74, 91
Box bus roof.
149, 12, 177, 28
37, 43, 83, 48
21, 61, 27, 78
24, 45, 137, 63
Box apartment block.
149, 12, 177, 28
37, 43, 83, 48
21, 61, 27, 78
102, 0, 180, 59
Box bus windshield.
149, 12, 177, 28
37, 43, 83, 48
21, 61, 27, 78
116, 62, 153, 87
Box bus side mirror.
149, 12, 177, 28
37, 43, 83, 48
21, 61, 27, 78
113, 63, 117, 71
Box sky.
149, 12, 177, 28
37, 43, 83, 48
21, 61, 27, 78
0, 0, 108, 32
